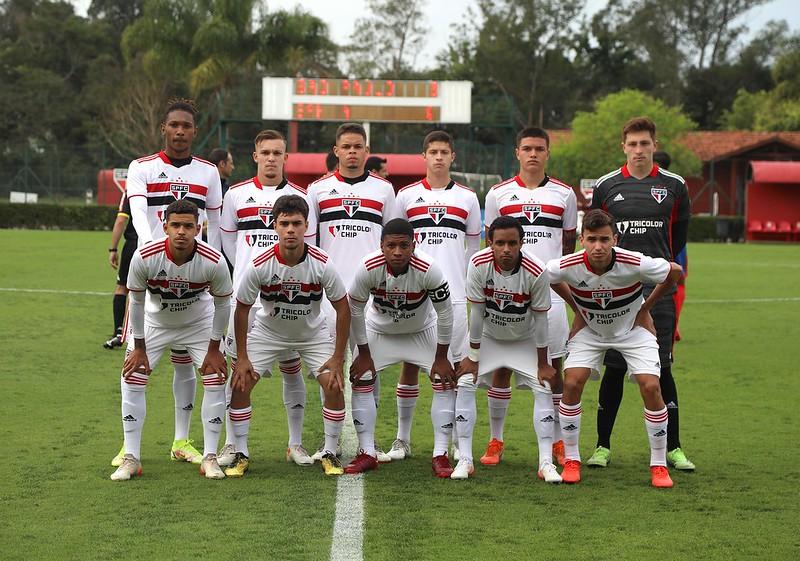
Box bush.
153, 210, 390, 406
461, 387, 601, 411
0, 202, 116, 230
688, 215, 744, 242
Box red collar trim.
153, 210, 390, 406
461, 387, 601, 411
621, 164, 659, 178
513, 175, 526, 187
158, 151, 171, 164
252, 176, 263, 190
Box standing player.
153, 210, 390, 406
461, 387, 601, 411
456, 217, 558, 482
218, 130, 316, 467
103, 192, 137, 349
110, 200, 232, 481
225, 195, 350, 477
347, 219, 455, 476
547, 209, 682, 488
307, 122, 396, 461
481, 127, 577, 466
112, 98, 224, 467
587, 118, 694, 471
387, 130, 481, 460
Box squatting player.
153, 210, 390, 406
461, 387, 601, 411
481, 127, 577, 466
547, 209, 682, 488
347, 219, 455, 476
219, 129, 316, 468
456, 217, 558, 482
387, 130, 481, 461
588, 118, 693, 471
112, 98, 225, 468
110, 200, 232, 481
225, 195, 351, 478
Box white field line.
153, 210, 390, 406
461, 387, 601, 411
330, 354, 364, 561
687, 297, 800, 304
0, 287, 107, 296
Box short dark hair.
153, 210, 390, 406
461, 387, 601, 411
163, 97, 197, 123
272, 194, 309, 220
622, 117, 656, 142
365, 156, 387, 173
325, 151, 338, 172
165, 199, 199, 222
516, 127, 549, 149
254, 129, 286, 149
381, 218, 414, 240
653, 150, 671, 170
208, 148, 229, 166
336, 122, 367, 142
487, 216, 524, 242
423, 130, 453, 151
582, 209, 617, 234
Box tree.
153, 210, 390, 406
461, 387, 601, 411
550, 90, 701, 186
258, 8, 339, 77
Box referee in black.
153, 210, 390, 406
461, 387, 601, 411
104, 193, 138, 349
586, 117, 695, 471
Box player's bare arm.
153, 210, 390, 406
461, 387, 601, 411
562, 229, 577, 255
109, 214, 127, 269
122, 337, 151, 379
232, 300, 257, 391
320, 295, 350, 392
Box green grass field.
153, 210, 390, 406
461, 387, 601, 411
1, 230, 798, 561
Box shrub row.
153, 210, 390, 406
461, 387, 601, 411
0, 203, 116, 231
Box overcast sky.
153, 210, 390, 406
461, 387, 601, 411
72, 0, 799, 69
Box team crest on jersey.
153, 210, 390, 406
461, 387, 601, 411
616, 221, 629, 235
522, 204, 541, 223
281, 281, 302, 301
414, 232, 427, 244
342, 198, 361, 216
387, 292, 406, 308
258, 207, 274, 227
651, 187, 668, 204
329, 225, 340, 237
493, 289, 513, 310
591, 290, 613, 309
245, 234, 257, 247
428, 206, 447, 224
169, 280, 190, 297
170, 183, 189, 200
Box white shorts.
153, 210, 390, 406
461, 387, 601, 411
450, 301, 468, 363
126, 321, 210, 371
564, 327, 661, 378
357, 324, 438, 373
547, 299, 568, 359
226, 299, 298, 363
245, 321, 334, 379
476, 334, 548, 393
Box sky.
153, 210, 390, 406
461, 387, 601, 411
72, 0, 799, 69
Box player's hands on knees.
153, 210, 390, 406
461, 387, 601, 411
568, 312, 587, 340
634, 309, 656, 335
201, 349, 228, 384
232, 357, 258, 392
456, 358, 479, 384
538, 362, 557, 389
320, 355, 344, 392
431, 356, 456, 389
122, 349, 151, 379
349, 353, 376, 383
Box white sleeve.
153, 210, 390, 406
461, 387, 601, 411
211, 296, 230, 341
206, 207, 221, 250
348, 263, 372, 346
426, 263, 452, 346
545, 257, 564, 284
530, 265, 551, 313
323, 261, 347, 302
235, 261, 260, 306
484, 189, 499, 229
126, 161, 153, 244
468, 301, 485, 346
563, 188, 578, 231
220, 191, 238, 264
221, 230, 237, 268
533, 310, 549, 348
640, 254, 671, 285
389, 190, 407, 220
465, 235, 480, 265
381, 186, 397, 225
126, 249, 148, 292
128, 290, 146, 340
304, 191, 319, 241
466, 192, 483, 236
209, 257, 233, 298
465, 258, 486, 304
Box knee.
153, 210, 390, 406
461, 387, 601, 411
639, 377, 662, 402
562, 375, 584, 399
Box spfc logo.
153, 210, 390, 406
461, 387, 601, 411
428, 206, 446, 224
281, 281, 301, 301
258, 207, 273, 228
651, 187, 667, 204
591, 290, 613, 309
170, 183, 189, 200
245, 234, 257, 247
342, 198, 361, 216
387, 292, 406, 308
414, 232, 427, 244
329, 225, 340, 237
493, 289, 513, 310
169, 280, 189, 297
522, 204, 541, 223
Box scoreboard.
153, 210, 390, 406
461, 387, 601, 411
262, 78, 472, 124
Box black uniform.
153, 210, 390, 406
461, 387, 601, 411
115, 195, 138, 286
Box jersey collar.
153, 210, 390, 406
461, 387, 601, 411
334, 170, 370, 185
164, 237, 197, 264
493, 254, 522, 275
159, 150, 193, 168
253, 176, 287, 190
274, 242, 308, 265
513, 174, 549, 188
581, 248, 617, 275
422, 178, 454, 190
621, 164, 659, 178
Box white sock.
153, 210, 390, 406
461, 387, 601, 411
351, 377, 377, 457
552, 392, 563, 443
455, 378, 477, 462
644, 407, 669, 466
171, 351, 196, 442
559, 401, 583, 462
228, 406, 252, 457
281, 359, 305, 447
224, 376, 235, 447
533, 388, 555, 467
322, 407, 345, 454
200, 374, 226, 456
121, 373, 148, 458
487, 386, 512, 441
431, 382, 456, 457
395, 384, 419, 442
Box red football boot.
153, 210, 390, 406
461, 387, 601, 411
432, 454, 454, 478
344, 452, 379, 474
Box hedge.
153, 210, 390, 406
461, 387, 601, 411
0, 202, 116, 231
687, 215, 744, 242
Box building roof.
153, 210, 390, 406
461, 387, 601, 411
678, 131, 800, 162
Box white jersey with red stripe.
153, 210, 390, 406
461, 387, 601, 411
349, 249, 451, 335
127, 238, 232, 329
236, 243, 346, 342
393, 178, 482, 302
484, 174, 577, 261
466, 247, 551, 341
546, 248, 670, 339
307, 171, 396, 289
126, 151, 222, 243
220, 176, 313, 290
